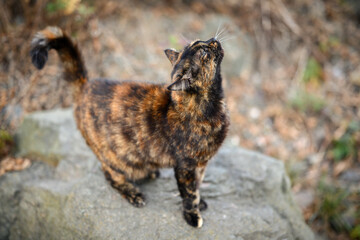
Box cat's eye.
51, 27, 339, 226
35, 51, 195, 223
200, 49, 210, 61
197, 49, 205, 57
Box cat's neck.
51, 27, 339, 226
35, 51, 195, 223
170, 72, 224, 119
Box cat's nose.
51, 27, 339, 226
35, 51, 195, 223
207, 38, 217, 44
207, 38, 219, 47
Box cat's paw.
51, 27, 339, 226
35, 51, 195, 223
183, 210, 203, 228
199, 198, 208, 211
126, 192, 146, 208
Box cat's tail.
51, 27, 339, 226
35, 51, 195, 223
30, 26, 87, 87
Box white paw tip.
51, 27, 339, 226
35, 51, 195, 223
197, 217, 203, 228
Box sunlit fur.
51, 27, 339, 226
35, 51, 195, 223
30, 26, 229, 228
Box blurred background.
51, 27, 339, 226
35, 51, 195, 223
0, 0, 359, 239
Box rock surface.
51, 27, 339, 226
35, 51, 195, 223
0, 108, 314, 240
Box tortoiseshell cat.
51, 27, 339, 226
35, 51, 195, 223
30, 26, 229, 228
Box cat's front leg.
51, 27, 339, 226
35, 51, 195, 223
196, 165, 208, 212
174, 160, 203, 228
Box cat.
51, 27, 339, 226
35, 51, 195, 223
30, 26, 229, 228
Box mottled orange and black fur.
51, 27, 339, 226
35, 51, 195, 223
30, 26, 229, 228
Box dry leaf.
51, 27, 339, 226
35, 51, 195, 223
333, 159, 352, 177
0, 157, 31, 176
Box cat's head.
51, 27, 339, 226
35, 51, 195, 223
164, 38, 224, 91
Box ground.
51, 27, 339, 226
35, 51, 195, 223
0, 0, 359, 239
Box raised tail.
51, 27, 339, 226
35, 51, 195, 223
30, 26, 87, 86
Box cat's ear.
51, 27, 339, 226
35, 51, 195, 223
164, 48, 179, 66
167, 70, 193, 91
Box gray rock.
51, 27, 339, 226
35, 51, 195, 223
0, 162, 54, 239
15, 109, 94, 167
0, 108, 314, 240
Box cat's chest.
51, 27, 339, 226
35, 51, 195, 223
180, 117, 228, 162
169, 106, 229, 156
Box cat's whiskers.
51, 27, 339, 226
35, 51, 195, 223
179, 33, 191, 44
214, 23, 222, 39
216, 27, 228, 40
218, 36, 235, 43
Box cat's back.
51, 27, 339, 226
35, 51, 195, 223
73, 79, 171, 161
75, 78, 168, 121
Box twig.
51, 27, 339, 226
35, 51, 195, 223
272, 0, 301, 36
260, 0, 272, 33
0, 6, 10, 35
